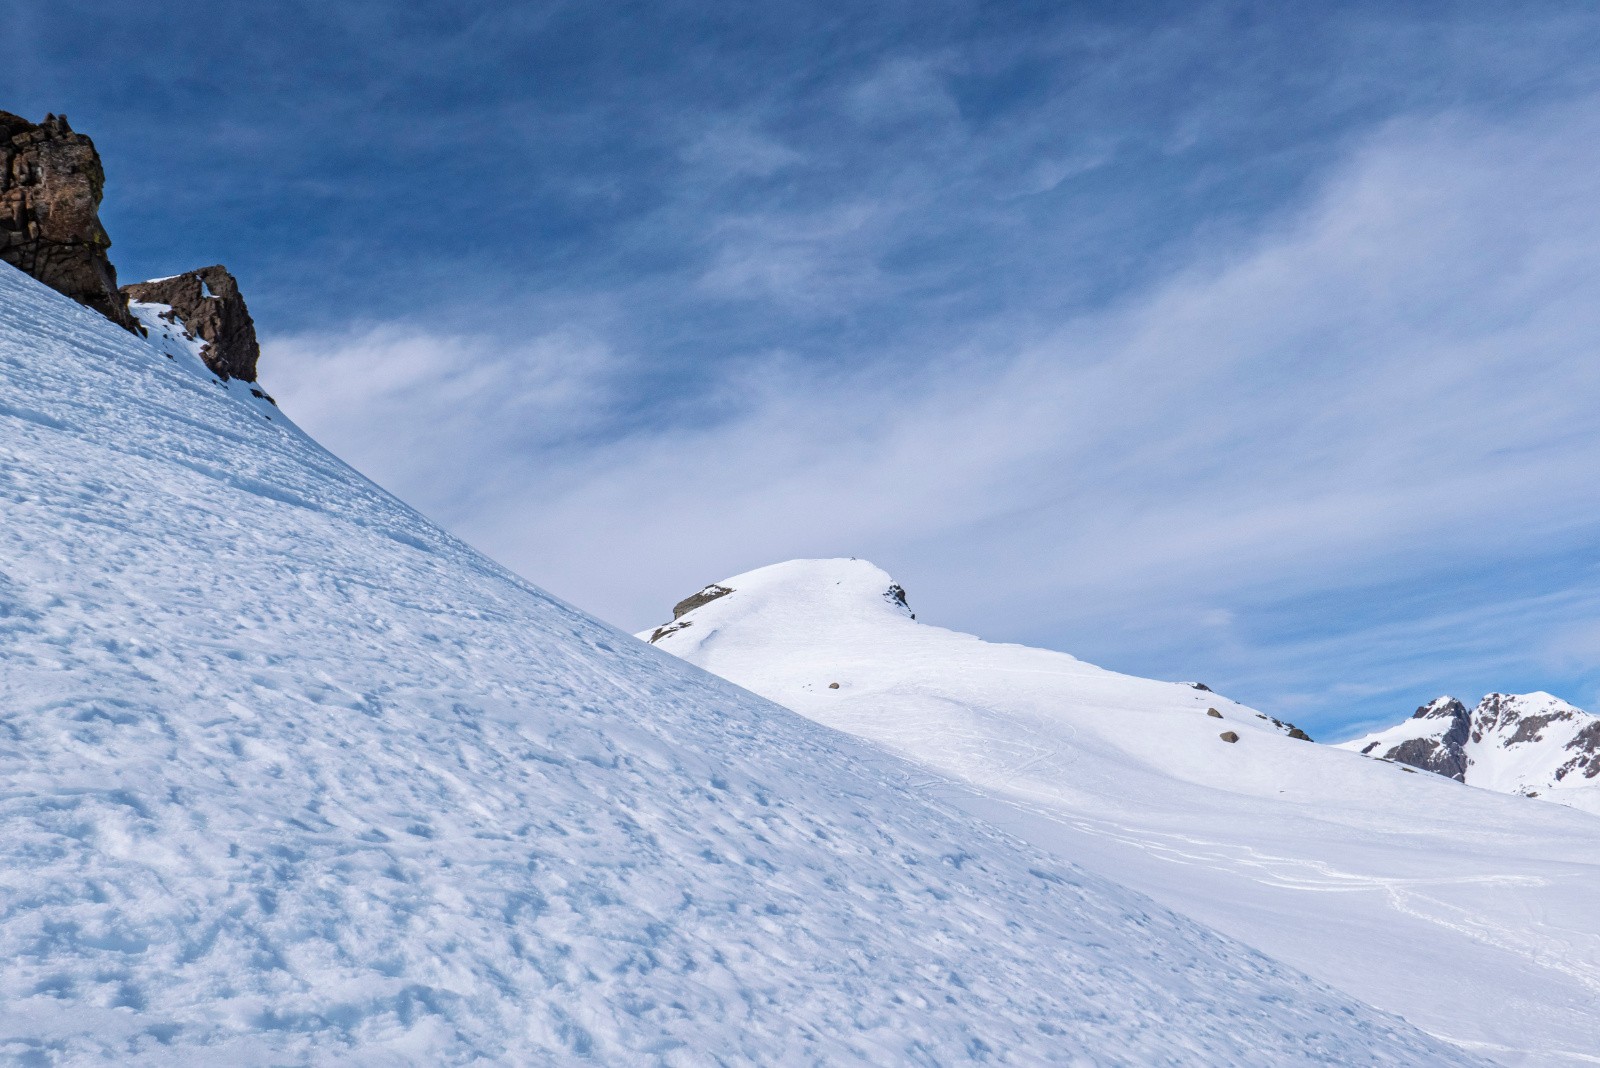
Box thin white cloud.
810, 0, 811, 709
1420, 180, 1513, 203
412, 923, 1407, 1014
263, 324, 623, 518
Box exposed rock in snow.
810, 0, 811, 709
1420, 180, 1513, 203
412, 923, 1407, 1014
122, 265, 262, 381
0, 265, 1480, 1064
644, 557, 1600, 1066
1341, 692, 1600, 812
124, 287, 283, 429
0, 111, 138, 332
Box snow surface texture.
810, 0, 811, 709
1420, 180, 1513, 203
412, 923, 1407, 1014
1340, 695, 1600, 814
644, 559, 1600, 1067
0, 264, 1476, 1063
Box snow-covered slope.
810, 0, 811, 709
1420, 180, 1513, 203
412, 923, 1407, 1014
0, 264, 1476, 1064
1340, 694, 1600, 814
643, 558, 1600, 1067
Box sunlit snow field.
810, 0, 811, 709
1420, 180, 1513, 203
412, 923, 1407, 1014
0, 265, 1480, 1063
648, 559, 1600, 1066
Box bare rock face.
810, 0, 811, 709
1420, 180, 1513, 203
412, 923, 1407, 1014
1359, 697, 1471, 780
0, 111, 139, 332
122, 265, 262, 381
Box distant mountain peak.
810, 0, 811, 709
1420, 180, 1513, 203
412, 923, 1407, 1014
1342, 692, 1600, 811
1413, 695, 1467, 720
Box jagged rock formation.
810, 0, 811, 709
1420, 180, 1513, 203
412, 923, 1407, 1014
1341, 692, 1600, 812
0, 111, 138, 332
122, 265, 261, 381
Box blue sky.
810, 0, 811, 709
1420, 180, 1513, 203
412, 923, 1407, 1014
7, 1, 1600, 737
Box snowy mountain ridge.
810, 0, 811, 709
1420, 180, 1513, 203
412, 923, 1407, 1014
0, 262, 1479, 1062
1338, 692, 1600, 813
644, 558, 1600, 1067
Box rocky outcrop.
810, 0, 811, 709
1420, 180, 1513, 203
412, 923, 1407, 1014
1358, 697, 1471, 781
648, 584, 735, 644
672, 584, 734, 621
122, 266, 261, 381
0, 111, 138, 332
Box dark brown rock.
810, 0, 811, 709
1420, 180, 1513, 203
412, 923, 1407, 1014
1219, 731, 1239, 743
1206, 708, 1223, 719
122, 266, 262, 381
0, 111, 138, 332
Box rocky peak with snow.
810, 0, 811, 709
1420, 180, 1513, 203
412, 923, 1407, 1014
1340, 691, 1600, 813
0, 110, 138, 333
122, 265, 262, 381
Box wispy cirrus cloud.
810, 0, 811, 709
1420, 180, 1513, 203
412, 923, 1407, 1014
268, 94, 1600, 735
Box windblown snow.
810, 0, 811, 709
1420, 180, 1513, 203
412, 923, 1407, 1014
644, 558, 1600, 1067
0, 265, 1477, 1063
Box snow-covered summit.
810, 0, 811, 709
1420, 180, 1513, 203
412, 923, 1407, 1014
0, 265, 1478, 1062
1340, 692, 1600, 813
645, 558, 1600, 1066
648, 559, 913, 644
642, 557, 1324, 784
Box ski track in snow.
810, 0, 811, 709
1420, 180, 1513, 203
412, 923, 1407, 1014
0, 265, 1485, 1064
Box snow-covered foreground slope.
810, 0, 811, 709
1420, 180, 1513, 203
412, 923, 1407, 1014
1340, 694, 1600, 814
0, 265, 1476, 1064
644, 559, 1600, 1067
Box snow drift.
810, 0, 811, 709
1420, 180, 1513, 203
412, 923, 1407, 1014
645, 558, 1600, 1067
0, 264, 1477, 1063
